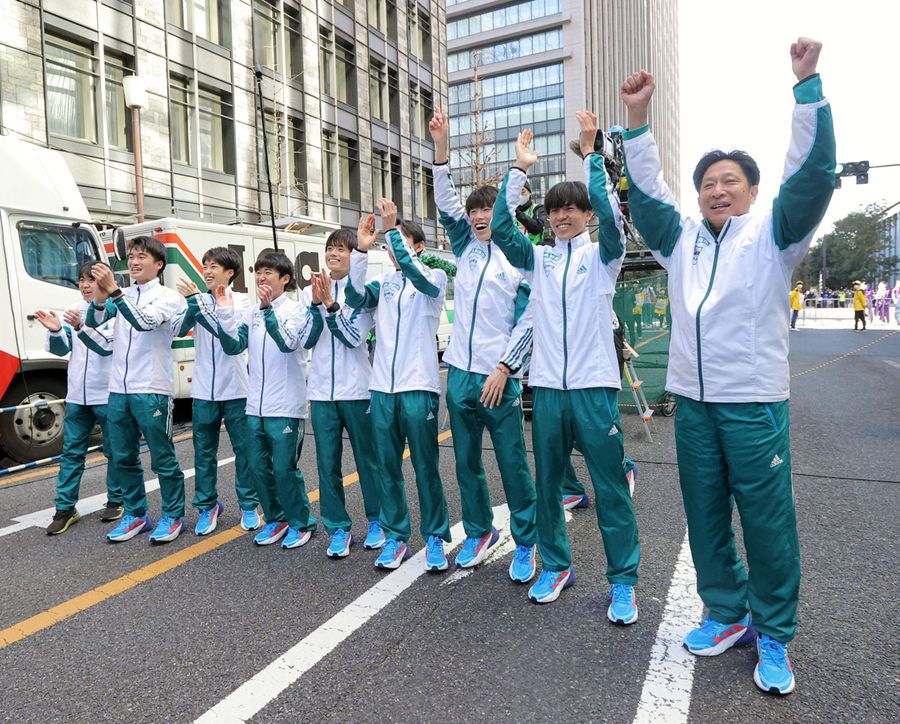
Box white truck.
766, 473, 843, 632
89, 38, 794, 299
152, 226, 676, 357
0, 134, 454, 463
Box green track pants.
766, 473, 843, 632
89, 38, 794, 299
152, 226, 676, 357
675, 396, 800, 642
562, 456, 636, 497
246, 415, 317, 532
106, 393, 185, 518
446, 366, 536, 546
532, 387, 639, 581
370, 390, 450, 543
191, 398, 259, 512
310, 399, 381, 534
54, 402, 123, 511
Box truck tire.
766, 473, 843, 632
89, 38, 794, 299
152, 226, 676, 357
0, 375, 67, 463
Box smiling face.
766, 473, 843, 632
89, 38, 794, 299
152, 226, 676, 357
255, 266, 291, 299
78, 271, 98, 301
128, 247, 164, 285
698, 160, 758, 234
548, 204, 594, 241
468, 206, 493, 242
203, 260, 234, 291
324, 243, 351, 279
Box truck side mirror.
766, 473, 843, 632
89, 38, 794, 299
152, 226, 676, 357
113, 228, 127, 261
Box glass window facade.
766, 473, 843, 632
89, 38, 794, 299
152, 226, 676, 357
252, 0, 302, 77
166, 0, 225, 46
369, 58, 389, 122
447, 0, 561, 41
448, 28, 562, 72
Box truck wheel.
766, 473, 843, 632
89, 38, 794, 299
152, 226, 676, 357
0, 376, 67, 463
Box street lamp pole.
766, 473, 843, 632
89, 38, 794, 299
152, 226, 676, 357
123, 75, 148, 223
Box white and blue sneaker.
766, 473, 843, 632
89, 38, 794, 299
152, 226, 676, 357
455, 527, 500, 569
528, 567, 575, 603
374, 539, 411, 569
754, 635, 796, 695
607, 583, 639, 624
363, 520, 386, 550
195, 502, 223, 536
107, 513, 153, 543
326, 529, 353, 558
425, 535, 449, 572
254, 521, 288, 546
282, 527, 313, 549
148, 516, 183, 544
508, 544, 537, 583
240, 508, 262, 531
684, 614, 754, 656
562, 492, 591, 511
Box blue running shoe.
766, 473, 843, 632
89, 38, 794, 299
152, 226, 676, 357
754, 635, 795, 695
561, 492, 591, 511
684, 614, 754, 656
363, 520, 386, 550
282, 527, 313, 549
508, 544, 537, 583
528, 568, 575, 603
254, 521, 289, 546
607, 583, 638, 625
455, 527, 500, 569
107, 513, 153, 543
148, 516, 183, 544
240, 508, 262, 531
327, 529, 353, 558
374, 539, 411, 570
195, 502, 223, 536
425, 535, 448, 572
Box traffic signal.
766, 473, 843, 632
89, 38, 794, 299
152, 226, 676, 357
834, 161, 869, 188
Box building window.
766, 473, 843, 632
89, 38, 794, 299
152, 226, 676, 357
448, 0, 562, 41
335, 36, 357, 107
409, 82, 432, 138
448, 28, 563, 72
169, 75, 193, 164
412, 163, 434, 219
45, 34, 132, 150
391, 153, 403, 216
407, 4, 431, 64
166, 0, 226, 46
261, 112, 306, 193
252, 0, 302, 77
369, 58, 389, 122
368, 0, 386, 33
322, 130, 337, 198
319, 27, 333, 97
338, 135, 360, 202
388, 66, 400, 127
372, 148, 389, 201
386, 1, 398, 42
198, 86, 233, 173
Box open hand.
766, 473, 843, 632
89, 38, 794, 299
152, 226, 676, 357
576, 111, 599, 157
90, 263, 118, 294
34, 310, 62, 332
214, 284, 232, 308
428, 109, 450, 163
515, 129, 539, 170
319, 269, 334, 307
310, 273, 324, 305
357, 213, 378, 252
480, 367, 509, 409
177, 278, 200, 298
63, 309, 83, 329
378, 198, 398, 233
258, 283, 273, 309
790, 37, 822, 81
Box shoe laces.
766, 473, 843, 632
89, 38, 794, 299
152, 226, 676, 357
382, 538, 402, 557
758, 636, 789, 666
332, 529, 349, 545
513, 545, 533, 564
535, 569, 556, 589
611, 583, 634, 604
427, 536, 443, 556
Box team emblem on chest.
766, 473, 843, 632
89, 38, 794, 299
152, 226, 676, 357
467, 245, 488, 272
692, 232, 711, 265
542, 250, 562, 275
382, 280, 401, 300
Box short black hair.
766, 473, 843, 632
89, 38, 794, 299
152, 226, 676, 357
325, 228, 357, 252
465, 185, 498, 214
254, 250, 296, 290
202, 247, 242, 278
544, 181, 592, 213
692, 150, 760, 192
397, 219, 426, 247
78, 260, 100, 280
128, 235, 167, 278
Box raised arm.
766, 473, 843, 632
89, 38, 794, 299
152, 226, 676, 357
772, 38, 835, 268
214, 286, 249, 355
490, 130, 538, 272
37, 310, 72, 357
620, 70, 683, 261
344, 216, 382, 310
429, 110, 474, 257
378, 198, 444, 298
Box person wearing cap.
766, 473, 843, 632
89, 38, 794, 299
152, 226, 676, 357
789, 283, 804, 329
621, 38, 835, 695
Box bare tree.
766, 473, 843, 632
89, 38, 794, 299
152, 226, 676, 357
458, 53, 503, 190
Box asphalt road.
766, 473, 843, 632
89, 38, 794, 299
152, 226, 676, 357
0, 329, 897, 723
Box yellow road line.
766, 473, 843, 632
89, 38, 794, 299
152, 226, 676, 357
634, 329, 669, 350
792, 330, 898, 379
0, 428, 454, 650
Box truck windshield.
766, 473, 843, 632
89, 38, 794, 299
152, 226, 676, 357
18, 221, 101, 289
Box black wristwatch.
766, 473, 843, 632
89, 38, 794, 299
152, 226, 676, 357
109, 288, 124, 301
326, 301, 340, 314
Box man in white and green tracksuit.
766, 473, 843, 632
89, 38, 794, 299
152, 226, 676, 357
175, 247, 260, 536
620, 38, 834, 694
491, 118, 639, 617
346, 202, 450, 572
302, 229, 383, 559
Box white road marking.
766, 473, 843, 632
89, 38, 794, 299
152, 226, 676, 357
0, 457, 235, 537
197, 505, 513, 723
885, 359, 900, 370
632, 532, 703, 724
440, 525, 519, 587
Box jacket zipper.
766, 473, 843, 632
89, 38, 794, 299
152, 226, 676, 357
390, 278, 406, 393
258, 315, 267, 416
330, 281, 337, 401
123, 287, 139, 394
561, 242, 572, 389
81, 333, 88, 404
695, 219, 730, 401
209, 295, 217, 401
467, 244, 491, 371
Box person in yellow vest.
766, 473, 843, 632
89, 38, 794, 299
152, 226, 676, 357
654, 286, 669, 327
853, 284, 867, 330
789, 283, 804, 329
